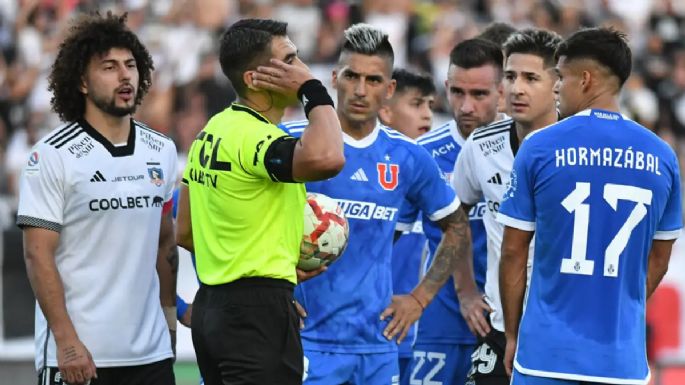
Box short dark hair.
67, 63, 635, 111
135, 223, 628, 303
477, 22, 517, 47
48, 12, 153, 122
219, 19, 287, 96
449, 38, 504, 78
555, 27, 632, 86
503, 28, 563, 68
392, 68, 436, 96
340, 23, 394, 69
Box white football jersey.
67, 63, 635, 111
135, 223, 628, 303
17, 119, 177, 370
452, 118, 533, 332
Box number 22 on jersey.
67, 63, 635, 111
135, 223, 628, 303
560, 182, 652, 277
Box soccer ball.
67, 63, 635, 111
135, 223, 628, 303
298, 192, 349, 271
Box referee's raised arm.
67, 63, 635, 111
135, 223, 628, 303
252, 57, 345, 182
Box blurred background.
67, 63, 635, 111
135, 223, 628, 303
0, 0, 684, 384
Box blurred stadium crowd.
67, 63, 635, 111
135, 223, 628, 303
1, 0, 685, 216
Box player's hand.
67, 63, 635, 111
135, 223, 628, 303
296, 265, 327, 283
252, 58, 314, 99
294, 300, 307, 329
459, 291, 492, 337
380, 295, 423, 344
56, 337, 97, 385
504, 334, 517, 377
180, 303, 192, 328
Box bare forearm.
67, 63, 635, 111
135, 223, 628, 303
25, 254, 77, 342
158, 213, 178, 307
499, 227, 532, 339
646, 240, 674, 298
295, 105, 345, 181
413, 209, 472, 305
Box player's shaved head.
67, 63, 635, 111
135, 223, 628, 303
339, 23, 394, 73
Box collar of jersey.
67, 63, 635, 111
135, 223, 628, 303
448, 121, 466, 147
573, 108, 629, 120
78, 118, 136, 157
230, 103, 272, 124
342, 121, 380, 148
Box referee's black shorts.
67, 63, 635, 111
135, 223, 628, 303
192, 277, 303, 385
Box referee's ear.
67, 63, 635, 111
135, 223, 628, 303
244, 70, 259, 91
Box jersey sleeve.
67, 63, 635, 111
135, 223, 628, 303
654, 152, 683, 240
239, 123, 292, 181
164, 141, 179, 202
452, 139, 482, 205
406, 145, 461, 222
396, 200, 419, 232
497, 140, 536, 231
16, 144, 65, 232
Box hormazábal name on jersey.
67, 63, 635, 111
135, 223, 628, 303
554, 147, 661, 175
336, 199, 398, 221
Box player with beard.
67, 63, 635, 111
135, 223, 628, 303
17, 12, 178, 385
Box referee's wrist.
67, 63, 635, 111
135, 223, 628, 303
163, 306, 177, 331
297, 79, 334, 118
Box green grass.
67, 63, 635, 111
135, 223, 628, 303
174, 361, 201, 385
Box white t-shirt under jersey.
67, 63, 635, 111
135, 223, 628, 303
17, 119, 177, 370
452, 117, 533, 332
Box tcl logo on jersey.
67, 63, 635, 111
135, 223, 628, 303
377, 163, 399, 191
89, 195, 164, 211
336, 199, 398, 221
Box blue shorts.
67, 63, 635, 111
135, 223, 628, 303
399, 356, 411, 385
512, 368, 599, 385
303, 350, 399, 385
409, 343, 475, 385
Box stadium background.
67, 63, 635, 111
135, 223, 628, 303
0, 0, 684, 384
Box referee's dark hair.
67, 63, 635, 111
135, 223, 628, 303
48, 12, 154, 123
392, 69, 436, 97
449, 38, 504, 79
503, 28, 563, 69
555, 27, 632, 87
219, 19, 288, 96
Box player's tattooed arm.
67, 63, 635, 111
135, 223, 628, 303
158, 208, 178, 307
382, 208, 478, 343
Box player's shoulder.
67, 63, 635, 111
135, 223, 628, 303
279, 119, 309, 137
36, 121, 85, 155
379, 125, 417, 145
134, 120, 176, 147
417, 121, 454, 148
469, 118, 514, 143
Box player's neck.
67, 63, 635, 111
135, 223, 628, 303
579, 92, 620, 115
83, 106, 131, 144
236, 94, 284, 125
515, 109, 557, 143
339, 112, 377, 140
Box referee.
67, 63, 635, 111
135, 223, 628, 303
176, 19, 344, 385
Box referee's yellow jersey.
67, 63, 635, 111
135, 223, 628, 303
182, 103, 305, 285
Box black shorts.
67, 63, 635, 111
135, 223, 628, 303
192, 277, 303, 385
38, 358, 174, 385
466, 328, 509, 385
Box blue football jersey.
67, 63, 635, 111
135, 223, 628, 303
281, 120, 460, 353
498, 109, 682, 383
405, 121, 489, 345
391, 214, 427, 358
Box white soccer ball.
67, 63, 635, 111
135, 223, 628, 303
298, 192, 349, 271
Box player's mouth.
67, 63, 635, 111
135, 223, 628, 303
511, 102, 528, 112
349, 102, 369, 112
418, 126, 430, 134
117, 85, 135, 102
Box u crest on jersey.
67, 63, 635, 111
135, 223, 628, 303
376, 163, 399, 191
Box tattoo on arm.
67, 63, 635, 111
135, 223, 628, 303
424, 209, 472, 293
63, 346, 80, 364
166, 246, 178, 275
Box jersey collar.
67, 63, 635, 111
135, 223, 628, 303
342, 121, 381, 148
231, 103, 271, 124
508, 120, 519, 156
79, 118, 136, 157
449, 121, 466, 147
